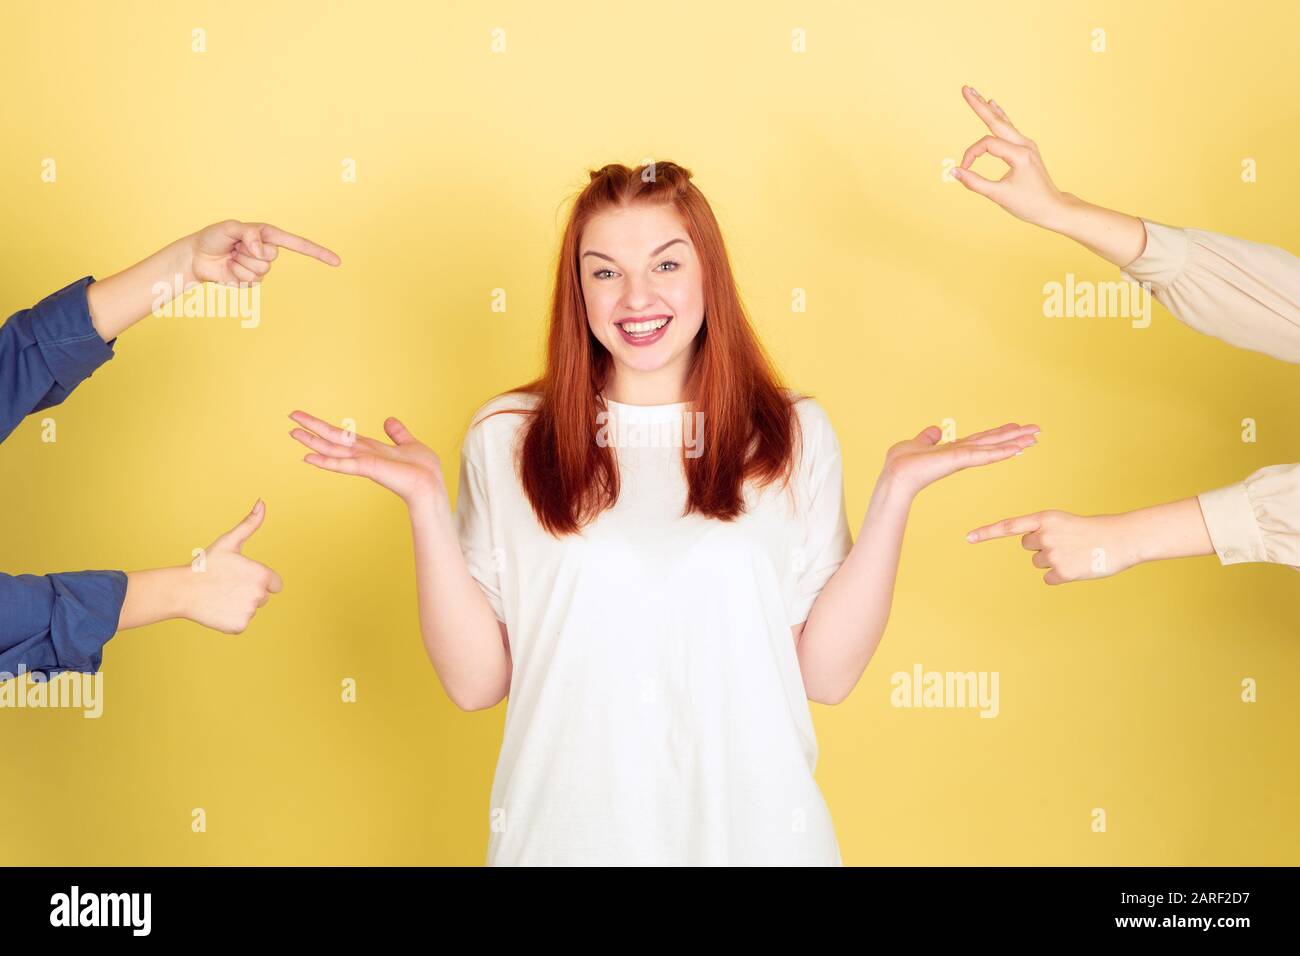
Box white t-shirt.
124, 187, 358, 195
454, 388, 854, 865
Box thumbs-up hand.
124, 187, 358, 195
183, 499, 284, 634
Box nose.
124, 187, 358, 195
621, 273, 657, 312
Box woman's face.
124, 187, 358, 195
579, 203, 705, 388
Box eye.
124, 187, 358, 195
592, 268, 618, 280
655, 259, 680, 272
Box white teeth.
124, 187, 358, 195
620, 317, 669, 334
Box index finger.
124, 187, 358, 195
961, 85, 1028, 145
961, 135, 1024, 171
257, 224, 341, 266
290, 409, 361, 446
966, 513, 1042, 543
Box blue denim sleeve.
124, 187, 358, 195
0, 276, 116, 446
0, 570, 127, 678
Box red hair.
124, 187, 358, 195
488, 160, 801, 536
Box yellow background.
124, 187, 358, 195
1, 0, 1296, 865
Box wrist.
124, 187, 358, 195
406, 482, 452, 524
1040, 191, 1086, 235
172, 235, 200, 286
1110, 511, 1150, 569
164, 564, 200, 622
872, 467, 918, 510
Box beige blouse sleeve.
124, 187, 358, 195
1118, 220, 1300, 569
1119, 219, 1300, 363
1197, 464, 1300, 569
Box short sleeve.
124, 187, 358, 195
454, 440, 507, 622
786, 400, 855, 626
1197, 463, 1300, 569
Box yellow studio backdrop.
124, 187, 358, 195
1, 0, 1297, 865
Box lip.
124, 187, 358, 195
615, 315, 672, 348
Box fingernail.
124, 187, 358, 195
1015, 450, 1024, 456
950, 167, 962, 178
966, 532, 977, 542
970, 87, 980, 97
254, 498, 264, 513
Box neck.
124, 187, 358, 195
604, 353, 692, 406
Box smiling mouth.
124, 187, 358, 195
615, 315, 672, 346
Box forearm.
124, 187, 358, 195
118, 567, 191, 630
1125, 496, 1215, 565
797, 472, 914, 705
407, 491, 511, 710
1044, 193, 1148, 268
86, 238, 194, 342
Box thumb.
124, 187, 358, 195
914, 425, 942, 445
384, 417, 416, 445
951, 165, 1002, 199
240, 223, 265, 260
210, 499, 265, 553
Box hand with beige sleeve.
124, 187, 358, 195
951, 84, 1300, 579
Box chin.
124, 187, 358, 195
615, 346, 678, 374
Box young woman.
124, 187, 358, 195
289, 162, 1039, 865
0, 220, 340, 679
951, 85, 1299, 578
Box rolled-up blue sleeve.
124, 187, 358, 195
0, 571, 127, 678
0, 276, 116, 445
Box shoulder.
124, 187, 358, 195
461, 389, 540, 467
780, 390, 843, 492
785, 389, 831, 428
784, 389, 839, 452
468, 389, 541, 426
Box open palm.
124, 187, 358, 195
290, 411, 445, 505
884, 421, 1039, 497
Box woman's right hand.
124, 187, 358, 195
951, 85, 1069, 229
290, 411, 446, 506
951, 85, 1147, 266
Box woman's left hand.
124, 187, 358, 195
881, 421, 1039, 498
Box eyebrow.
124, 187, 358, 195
580, 238, 688, 263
